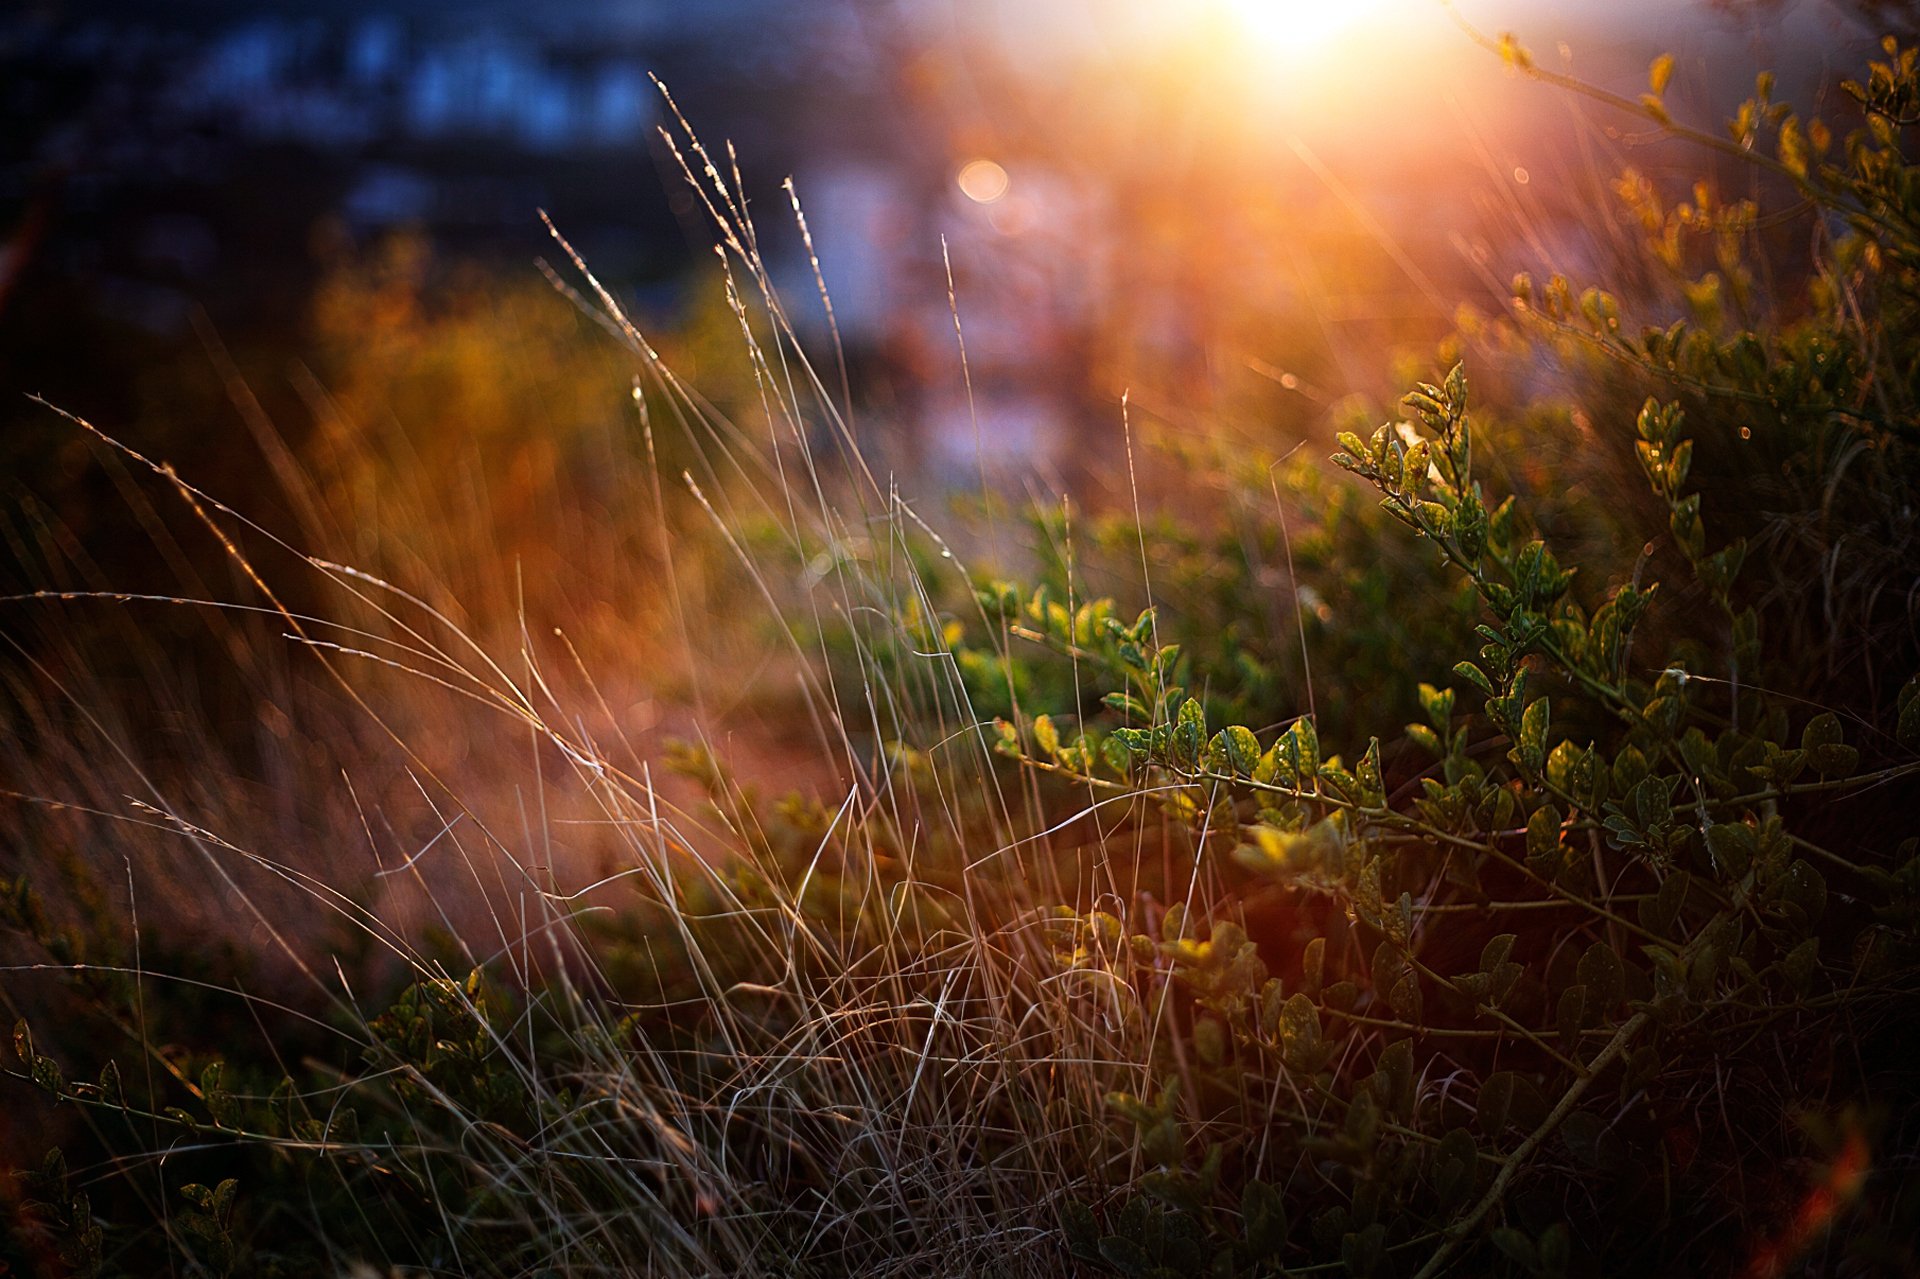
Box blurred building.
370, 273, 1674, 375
0, 0, 1894, 484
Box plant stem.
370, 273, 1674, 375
1411, 1010, 1650, 1279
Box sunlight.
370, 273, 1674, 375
1215, 0, 1393, 59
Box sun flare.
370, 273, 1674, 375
1215, 0, 1391, 58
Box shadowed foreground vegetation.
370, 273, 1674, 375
4, 33, 1920, 1279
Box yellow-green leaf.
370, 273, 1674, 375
1649, 53, 1674, 96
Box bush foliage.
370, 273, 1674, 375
5, 33, 1920, 1279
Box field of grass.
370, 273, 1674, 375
4, 25, 1920, 1279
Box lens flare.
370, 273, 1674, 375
957, 159, 1011, 204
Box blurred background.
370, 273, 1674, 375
0, 0, 1906, 944
1, 0, 1899, 499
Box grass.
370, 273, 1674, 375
1, 88, 1166, 1278
5, 31, 1920, 1279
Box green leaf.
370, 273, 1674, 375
1406, 724, 1443, 758
1478, 1071, 1516, 1135
1062, 1202, 1102, 1261
30, 1053, 65, 1095
1639, 871, 1690, 934
1098, 1235, 1153, 1278
1492, 1227, 1538, 1269
1541, 1222, 1572, 1274
1780, 936, 1820, 994
1526, 804, 1563, 878
1394, 891, 1416, 952
1373, 1038, 1415, 1118
1630, 775, 1673, 830
1707, 822, 1757, 878
1808, 744, 1859, 777
1156, 643, 1183, 681
1372, 942, 1422, 1020
1220, 725, 1261, 776
98, 1059, 124, 1107
1801, 712, 1842, 752
1610, 748, 1653, 804
1561, 1111, 1609, 1169
1193, 1016, 1226, 1066
1301, 936, 1326, 997
1291, 717, 1320, 778
1404, 438, 1433, 488
1172, 697, 1207, 765
1030, 714, 1060, 761
1433, 1127, 1477, 1210
1897, 676, 1920, 749
1418, 682, 1456, 729
1353, 855, 1385, 926
1242, 1179, 1288, 1258
1762, 744, 1808, 786
1800, 713, 1858, 776
1519, 696, 1551, 765
1279, 993, 1322, 1072
1478, 1070, 1547, 1137
1557, 984, 1590, 1049
1343, 1222, 1387, 1278
1356, 737, 1385, 806
1452, 661, 1495, 698
1343, 1088, 1381, 1147
991, 718, 1019, 757
1779, 859, 1827, 926
1577, 941, 1625, 1010
1667, 437, 1694, 491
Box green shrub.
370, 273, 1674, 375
961, 39, 1920, 1277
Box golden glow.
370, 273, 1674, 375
957, 159, 1011, 204
1213, 0, 1392, 60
